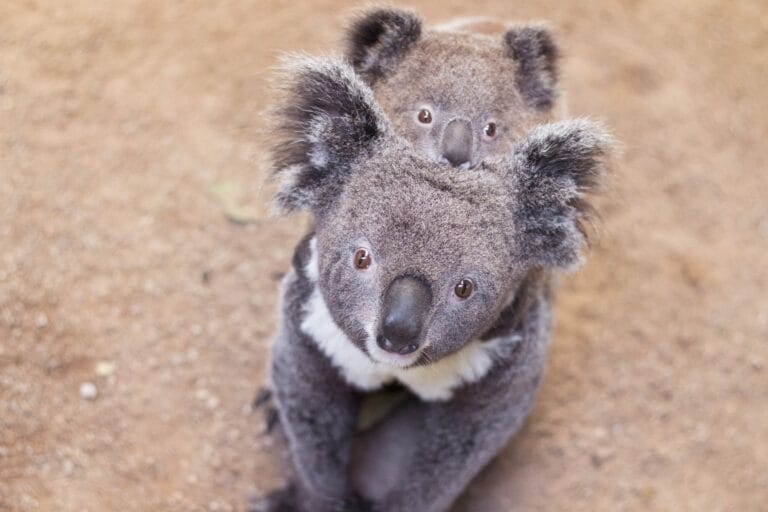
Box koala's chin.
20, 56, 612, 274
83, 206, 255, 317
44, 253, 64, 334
258, 56, 612, 512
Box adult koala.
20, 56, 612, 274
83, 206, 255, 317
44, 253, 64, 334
344, 7, 561, 170
255, 57, 610, 512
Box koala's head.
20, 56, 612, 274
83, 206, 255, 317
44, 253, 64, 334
273, 57, 609, 368
344, 8, 560, 170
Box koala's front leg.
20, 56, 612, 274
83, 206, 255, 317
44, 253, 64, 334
270, 316, 364, 512
352, 353, 544, 512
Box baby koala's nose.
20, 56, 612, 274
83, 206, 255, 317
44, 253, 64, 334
440, 118, 473, 168
379, 275, 432, 355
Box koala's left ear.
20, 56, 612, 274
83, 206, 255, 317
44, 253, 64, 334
504, 25, 559, 111
344, 8, 422, 83
508, 119, 613, 269
271, 57, 388, 213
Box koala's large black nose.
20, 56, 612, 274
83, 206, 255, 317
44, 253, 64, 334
379, 276, 432, 355
440, 119, 473, 169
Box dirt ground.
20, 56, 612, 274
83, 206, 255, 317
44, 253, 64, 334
1, 1, 767, 511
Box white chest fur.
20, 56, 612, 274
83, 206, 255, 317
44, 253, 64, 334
299, 239, 519, 402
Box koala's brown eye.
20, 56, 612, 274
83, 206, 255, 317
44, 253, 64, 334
417, 108, 433, 124
484, 122, 497, 138
354, 248, 372, 270
454, 278, 474, 299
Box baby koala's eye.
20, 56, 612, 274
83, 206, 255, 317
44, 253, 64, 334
417, 108, 433, 125
483, 122, 497, 138
454, 278, 474, 299
353, 248, 372, 270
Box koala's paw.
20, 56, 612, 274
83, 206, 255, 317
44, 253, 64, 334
248, 485, 297, 512
252, 387, 282, 435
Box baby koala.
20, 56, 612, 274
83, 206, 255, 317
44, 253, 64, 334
344, 7, 560, 169
255, 56, 611, 512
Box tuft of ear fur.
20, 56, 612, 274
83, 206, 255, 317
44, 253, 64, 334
344, 7, 422, 84
271, 56, 387, 213
508, 119, 612, 269
504, 25, 559, 111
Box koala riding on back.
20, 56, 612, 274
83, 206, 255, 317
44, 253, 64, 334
345, 7, 561, 169
254, 56, 612, 512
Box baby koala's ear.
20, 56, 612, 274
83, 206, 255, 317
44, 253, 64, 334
504, 25, 559, 111
508, 119, 613, 269
344, 7, 422, 83
271, 56, 388, 213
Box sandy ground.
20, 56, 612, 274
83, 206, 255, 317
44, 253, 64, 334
1, 1, 767, 511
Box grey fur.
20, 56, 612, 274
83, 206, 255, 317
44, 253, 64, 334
344, 8, 561, 169
258, 58, 611, 512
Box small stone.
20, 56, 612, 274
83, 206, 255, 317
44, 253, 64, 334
79, 382, 98, 400
35, 312, 49, 328
206, 396, 220, 410
95, 360, 116, 377
62, 459, 74, 475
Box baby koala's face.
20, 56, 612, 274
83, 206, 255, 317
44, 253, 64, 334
373, 32, 540, 170
346, 10, 560, 169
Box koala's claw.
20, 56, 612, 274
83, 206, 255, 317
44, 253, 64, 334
264, 406, 280, 435
248, 485, 296, 512
252, 387, 273, 410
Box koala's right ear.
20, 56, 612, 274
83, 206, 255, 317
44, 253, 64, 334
504, 25, 559, 112
344, 8, 422, 83
271, 57, 388, 213
507, 119, 613, 269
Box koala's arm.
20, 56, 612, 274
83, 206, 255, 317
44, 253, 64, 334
351, 304, 549, 512
269, 270, 364, 511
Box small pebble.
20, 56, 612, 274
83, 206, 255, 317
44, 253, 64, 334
62, 459, 74, 475
206, 396, 220, 410
79, 382, 98, 400
95, 360, 116, 377
34, 312, 49, 328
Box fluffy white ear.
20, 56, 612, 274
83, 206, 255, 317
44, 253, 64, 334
271, 57, 389, 213
507, 119, 613, 269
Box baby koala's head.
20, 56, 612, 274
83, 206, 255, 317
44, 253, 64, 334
345, 8, 560, 170
272, 57, 609, 368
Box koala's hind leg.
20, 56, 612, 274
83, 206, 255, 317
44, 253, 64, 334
351, 347, 544, 512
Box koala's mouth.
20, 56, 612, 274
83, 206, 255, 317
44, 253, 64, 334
364, 332, 423, 369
